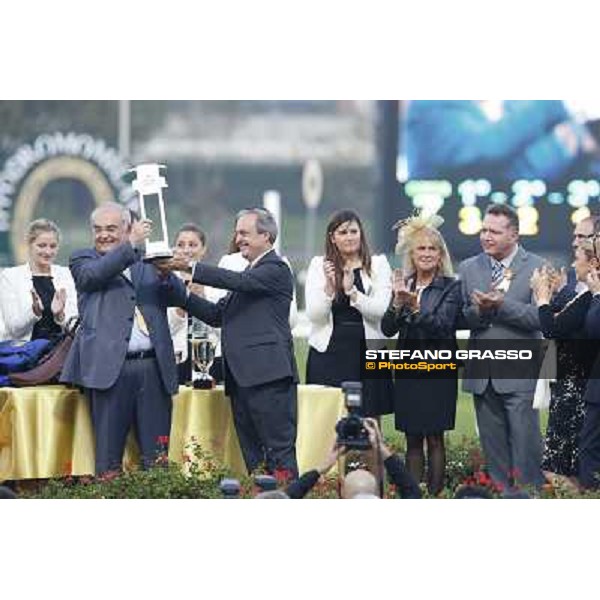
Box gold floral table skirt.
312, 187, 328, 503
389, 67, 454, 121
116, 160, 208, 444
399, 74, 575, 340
0, 384, 344, 481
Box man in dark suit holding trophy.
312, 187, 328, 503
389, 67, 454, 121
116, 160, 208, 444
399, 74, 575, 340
161, 208, 299, 478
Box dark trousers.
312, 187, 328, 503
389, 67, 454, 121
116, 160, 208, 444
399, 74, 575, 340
579, 403, 600, 488
474, 383, 543, 488
89, 357, 172, 475
229, 376, 298, 479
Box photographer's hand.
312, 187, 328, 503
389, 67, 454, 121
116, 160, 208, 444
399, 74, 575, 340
317, 442, 345, 476
363, 418, 392, 460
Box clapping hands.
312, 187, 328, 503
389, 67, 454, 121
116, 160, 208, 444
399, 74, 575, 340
471, 289, 504, 313
31, 289, 43, 317
587, 269, 600, 295
530, 265, 555, 306
392, 269, 418, 311
32, 287, 67, 323
323, 260, 336, 296
51, 288, 67, 322
342, 267, 354, 295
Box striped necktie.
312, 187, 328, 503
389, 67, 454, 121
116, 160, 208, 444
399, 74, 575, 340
491, 260, 505, 288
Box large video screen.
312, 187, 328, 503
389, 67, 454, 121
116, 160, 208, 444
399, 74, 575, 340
397, 100, 600, 264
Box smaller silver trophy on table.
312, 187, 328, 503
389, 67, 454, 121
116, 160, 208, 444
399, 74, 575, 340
189, 317, 217, 389
129, 163, 173, 261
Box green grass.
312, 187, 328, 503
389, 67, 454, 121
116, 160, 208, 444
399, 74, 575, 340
293, 336, 548, 449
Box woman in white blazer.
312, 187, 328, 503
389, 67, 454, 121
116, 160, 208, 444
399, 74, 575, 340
0, 219, 77, 342
305, 209, 393, 418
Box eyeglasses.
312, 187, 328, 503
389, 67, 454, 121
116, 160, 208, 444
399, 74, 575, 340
585, 234, 600, 261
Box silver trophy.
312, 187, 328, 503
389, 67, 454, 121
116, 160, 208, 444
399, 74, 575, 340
189, 317, 217, 389
129, 163, 173, 261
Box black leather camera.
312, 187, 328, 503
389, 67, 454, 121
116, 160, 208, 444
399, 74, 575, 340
335, 381, 370, 450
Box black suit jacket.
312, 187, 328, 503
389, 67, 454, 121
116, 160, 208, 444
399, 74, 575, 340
184, 249, 298, 389
381, 275, 462, 342
549, 267, 578, 312
583, 295, 600, 406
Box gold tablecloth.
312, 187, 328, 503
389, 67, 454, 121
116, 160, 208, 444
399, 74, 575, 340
0, 384, 344, 481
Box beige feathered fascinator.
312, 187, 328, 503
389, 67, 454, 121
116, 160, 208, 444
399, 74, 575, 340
392, 211, 454, 276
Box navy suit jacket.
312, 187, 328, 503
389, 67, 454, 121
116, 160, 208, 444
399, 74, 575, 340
549, 267, 578, 312
60, 242, 185, 394
184, 249, 298, 390
583, 295, 600, 406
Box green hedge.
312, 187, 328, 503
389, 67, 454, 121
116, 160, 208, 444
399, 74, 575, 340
20, 437, 600, 499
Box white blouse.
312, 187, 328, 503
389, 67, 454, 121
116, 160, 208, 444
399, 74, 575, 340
0, 263, 78, 342
304, 254, 392, 353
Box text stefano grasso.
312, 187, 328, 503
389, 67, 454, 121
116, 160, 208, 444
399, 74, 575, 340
364, 349, 534, 361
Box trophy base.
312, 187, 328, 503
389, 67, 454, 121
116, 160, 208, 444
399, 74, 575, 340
193, 378, 215, 390
143, 250, 174, 263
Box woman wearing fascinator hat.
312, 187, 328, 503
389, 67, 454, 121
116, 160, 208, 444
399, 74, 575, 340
381, 212, 462, 495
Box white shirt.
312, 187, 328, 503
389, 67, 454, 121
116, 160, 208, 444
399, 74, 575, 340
491, 244, 519, 270
123, 268, 153, 353
249, 247, 274, 268
0, 263, 78, 342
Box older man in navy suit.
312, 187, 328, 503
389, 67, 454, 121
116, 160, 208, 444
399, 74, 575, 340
61, 202, 185, 475
161, 208, 299, 479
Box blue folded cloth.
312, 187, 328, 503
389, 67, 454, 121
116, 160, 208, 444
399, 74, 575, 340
0, 339, 52, 375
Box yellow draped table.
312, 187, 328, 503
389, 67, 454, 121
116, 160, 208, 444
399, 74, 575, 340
0, 384, 345, 481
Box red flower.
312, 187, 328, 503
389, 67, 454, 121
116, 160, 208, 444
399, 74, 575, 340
273, 468, 292, 484
154, 454, 169, 466
157, 435, 170, 445
475, 471, 491, 486
508, 467, 522, 480
97, 469, 119, 482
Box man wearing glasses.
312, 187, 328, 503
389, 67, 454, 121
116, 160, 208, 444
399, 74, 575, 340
551, 215, 600, 311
